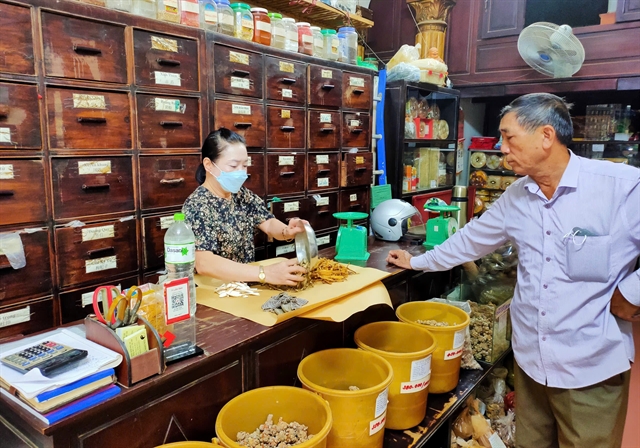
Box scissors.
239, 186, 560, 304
106, 286, 143, 329
92, 285, 122, 326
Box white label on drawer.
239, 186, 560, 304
316, 235, 330, 245
400, 376, 430, 394
0, 164, 14, 179
350, 77, 365, 87
155, 98, 182, 112
316, 154, 329, 164
230, 76, 251, 90
232, 104, 251, 115
444, 347, 463, 360
321, 69, 332, 79
82, 225, 115, 242
0, 306, 30, 329
316, 196, 329, 206
281, 109, 290, 119
81, 291, 95, 307
155, 71, 181, 86
350, 193, 358, 202
375, 388, 388, 418
279, 61, 294, 73
320, 113, 332, 123
302, 34, 313, 44
151, 36, 178, 52
350, 119, 361, 127
85, 255, 117, 274
276, 243, 295, 256
0, 128, 10, 143
78, 160, 111, 175
317, 177, 329, 187
410, 355, 431, 381
453, 329, 466, 349
246, 156, 252, 167
160, 215, 175, 229
256, 20, 270, 32
284, 201, 299, 212
278, 156, 294, 166
286, 30, 298, 42
355, 156, 365, 164
181, 0, 199, 13
72, 94, 106, 110
314, 38, 324, 49
369, 412, 386, 436
229, 50, 249, 65
282, 88, 293, 98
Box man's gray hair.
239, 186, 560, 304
500, 93, 573, 146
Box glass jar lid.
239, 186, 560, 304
282, 17, 296, 23
214, 0, 230, 5
321, 29, 337, 35
230, 2, 251, 10
310, 26, 321, 31
295, 22, 311, 27
250, 7, 268, 13
267, 12, 282, 19
338, 26, 356, 33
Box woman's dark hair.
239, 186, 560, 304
196, 128, 246, 184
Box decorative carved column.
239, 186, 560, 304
407, 0, 457, 61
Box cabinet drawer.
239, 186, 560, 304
266, 153, 305, 196
339, 187, 370, 213
214, 100, 265, 148
0, 83, 41, 149
41, 12, 126, 83
271, 197, 307, 223
46, 87, 132, 150
268, 239, 296, 259
51, 156, 134, 220
139, 154, 200, 210
56, 218, 138, 289
143, 214, 176, 271
342, 112, 370, 149
0, 298, 55, 340
307, 153, 339, 192
308, 65, 342, 107
0, 3, 34, 75
265, 57, 306, 104
307, 192, 338, 232
342, 72, 372, 110
266, 106, 305, 150
246, 152, 265, 197
136, 94, 200, 149
60, 276, 138, 324
133, 30, 199, 92
214, 45, 263, 98
308, 110, 341, 150
0, 159, 47, 225
341, 151, 373, 187
0, 229, 52, 303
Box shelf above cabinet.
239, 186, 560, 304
405, 139, 456, 148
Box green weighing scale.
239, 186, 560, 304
333, 212, 370, 266
423, 201, 459, 250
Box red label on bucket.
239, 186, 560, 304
369, 411, 386, 436
400, 376, 430, 394
444, 347, 463, 360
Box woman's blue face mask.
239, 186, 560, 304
210, 161, 248, 194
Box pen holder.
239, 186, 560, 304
84, 316, 165, 387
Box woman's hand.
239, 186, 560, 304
386, 250, 414, 270
264, 258, 307, 286
284, 218, 309, 239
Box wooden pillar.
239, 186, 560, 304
407, 0, 457, 61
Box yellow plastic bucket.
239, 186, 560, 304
215, 386, 332, 448
396, 301, 470, 393
155, 443, 222, 448
354, 321, 436, 429
297, 348, 393, 448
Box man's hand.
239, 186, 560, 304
610, 287, 640, 322
386, 250, 414, 270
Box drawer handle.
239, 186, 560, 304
0, 190, 14, 196
280, 171, 295, 176
73, 45, 102, 55
280, 78, 296, 85
232, 69, 250, 77
351, 128, 364, 134
157, 58, 181, 67
234, 122, 252, 128
82, 183, 110, 191
0, 108, 8, 118
280, 126, 295, 132
320, 127, 334, 133
355, 166, 368, 172
317, 169, 330, 175
160, 177, 185, 184
352, 89, 365, 94
160, 121, 183, 127
86, 247, 115, 259
246, 173, 252, 178
317, 210, 329, 215
321, 84, 334, 90
349, 203, 362, 209
77, 117, 107, 124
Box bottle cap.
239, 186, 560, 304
230, 2, 251, 10
268, 12, 282, 19
174, 213, 185, 221
321, 29, 337, 35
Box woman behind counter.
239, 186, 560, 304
183, 128, 307, 286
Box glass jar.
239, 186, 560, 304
200, 0, 217, 31
251, 7, 271, 46
216, 0, 235, 36
157, 0, 181, 23
180, 0, 200, 27
322, 29, 339, 61
282, 18, 298, 53
132, 0, 156, 18
296, 22, 313, 56
106, 0, 132, 12
269, 13, 286, 50
230, 3, 253, 41
310, 26, 323, 57
338, 26, 358, 64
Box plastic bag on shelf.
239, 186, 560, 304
387, 62, 420, 83
493, 410, 516, 448
387, 43, 421, 71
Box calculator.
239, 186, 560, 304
1, 341, 88, 378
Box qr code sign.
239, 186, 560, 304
164, 278, 190, 324
170, 290, 185, 310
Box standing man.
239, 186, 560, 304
387, 93, 639, 448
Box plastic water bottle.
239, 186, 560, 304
163, 213, 197, 361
